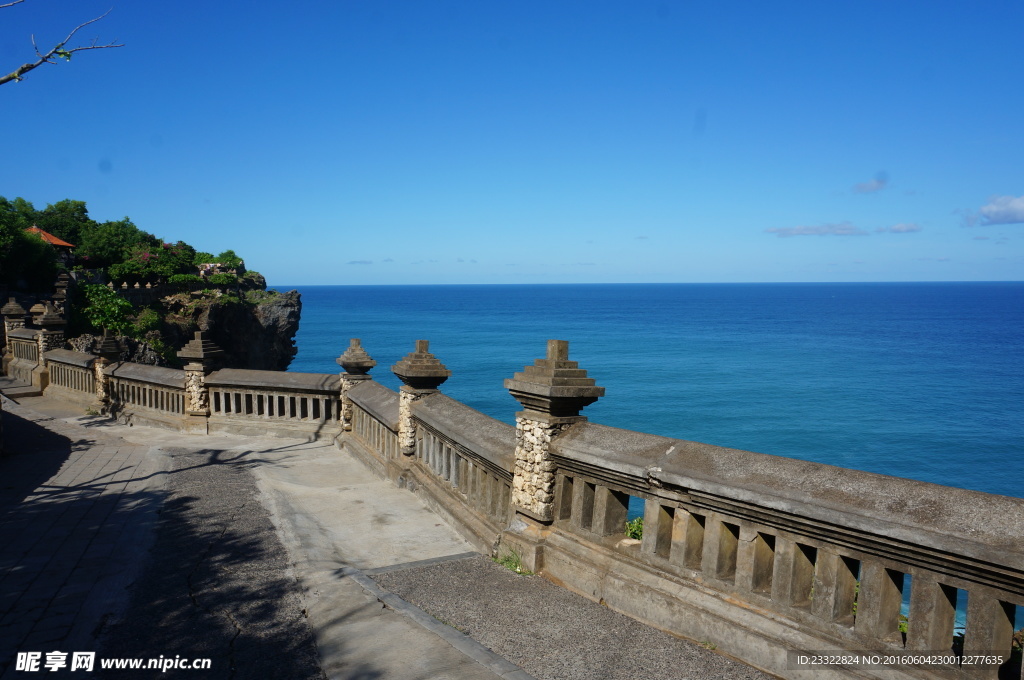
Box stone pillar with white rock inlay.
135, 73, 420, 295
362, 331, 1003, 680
505, 339, 604, 524
391, 340, 450, 456
177, 331, 225, 433
336, 338, 376, 432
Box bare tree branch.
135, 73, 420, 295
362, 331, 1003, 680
1, 7, 123, 86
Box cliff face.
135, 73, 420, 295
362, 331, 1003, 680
162, 289, 301, 370
67, 288, 302, 371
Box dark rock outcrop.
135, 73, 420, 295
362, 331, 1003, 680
66, 288, 301, 371
159, 289, 301, 370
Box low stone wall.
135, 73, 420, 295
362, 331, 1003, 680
105, 362, 187, 429
206, 369, 341, 439
43, 349, 97, 410
5, 329, 39, 385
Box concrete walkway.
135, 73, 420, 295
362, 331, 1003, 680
0, 393, 772, 680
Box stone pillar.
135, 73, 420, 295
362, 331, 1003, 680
505, 340, 604, 524
391, 340, 451, 456
92, 329, 123, 414
176, 331, 225, 433
1, 298, 27, 375
32, 302, 66, 390
336, 338, 376, 432
52, 273, 71, 315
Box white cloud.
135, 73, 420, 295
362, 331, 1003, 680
978, 195, 1024, 225
854, 172, 888, 194
876, 223, 922, 233
765, 222, 867, 238
346, 260, 372, 265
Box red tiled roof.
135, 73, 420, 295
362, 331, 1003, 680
26, 226, 76, 248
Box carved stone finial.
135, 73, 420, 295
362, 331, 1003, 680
1, 297, 26, 318
336, 338, 376, 375
95, 327, 123, 362
177, 331, 225, 369
391, 339, 451, 391
37, 302, 66, 330
505, 339, 605, 419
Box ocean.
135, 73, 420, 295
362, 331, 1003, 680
281, 282, 1024, 502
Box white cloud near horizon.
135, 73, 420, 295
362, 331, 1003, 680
854, 172, 888, 194
765, 222, 867, 238
978, 195, 1024, 225
347, 260, 373, 265
876, 223, 922, 233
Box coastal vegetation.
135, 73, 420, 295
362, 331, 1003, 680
1, 195, 300, 369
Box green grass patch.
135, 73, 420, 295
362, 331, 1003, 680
493, 547, 533, 576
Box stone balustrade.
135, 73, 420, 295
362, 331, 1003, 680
5, 328, 40, 384
43, 349, 97, 408
345, 380, 400, 473
105, 363, 187, 427
2, 330, 1021, 679
336, 339, 1024, 680
206, 369, 340, 439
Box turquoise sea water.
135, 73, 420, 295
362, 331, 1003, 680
281, 282, 1024, 501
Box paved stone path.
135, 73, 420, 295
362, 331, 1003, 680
1, 394, 772, 679
0, 398, 168, 678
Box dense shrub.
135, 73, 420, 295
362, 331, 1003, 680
208, 272, 237, 286
80, 284, 133, 334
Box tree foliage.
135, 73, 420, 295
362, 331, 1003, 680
0, 193, 251, 290
34, 199, 94, 246
79, 284, 132, 333
0, 196, 56, 289
76, 217, 159, 270
107, 240, 198, 284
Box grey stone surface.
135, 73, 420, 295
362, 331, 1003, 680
103, 362, 185, 387
0, 398, 169, 679
97, 448, 325, 680
348, 380, 400, 429
5, 328, 36, 340
373, 556, 774, 680
0, 395, 521, 680
555, 422, 1024, 565
415, 392, 516, 471
42, 349, 95, 368
206, 368, 339, 392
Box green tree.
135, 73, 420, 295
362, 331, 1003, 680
108, 240, 198, 284
35, 199, 95, 246
76, 217, 158, 269
79, 284, 132, 333
0, 195, 55, 289
215, 249, 243, 268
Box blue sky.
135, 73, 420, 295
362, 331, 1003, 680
2, 1, 1022, 285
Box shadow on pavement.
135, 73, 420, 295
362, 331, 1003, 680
0, 407, 83, 514
0, 407, 346, 679
95, 449, 333, 680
